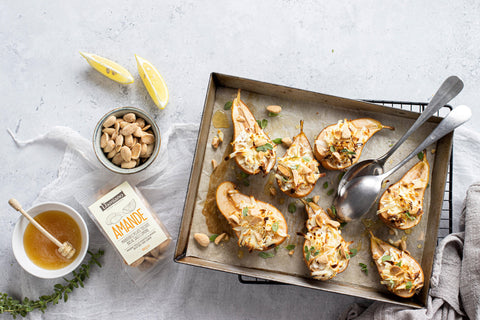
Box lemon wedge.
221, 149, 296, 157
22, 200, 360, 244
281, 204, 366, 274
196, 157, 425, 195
79, 51, 134, 84
135, 54, 169, 109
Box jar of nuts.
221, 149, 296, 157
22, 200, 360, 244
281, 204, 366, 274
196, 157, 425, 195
93, 107, 161, 174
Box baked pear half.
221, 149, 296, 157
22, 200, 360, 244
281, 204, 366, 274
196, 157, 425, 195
377, 151, 430, 230
370, 233, 424, 298
303, 201, 353, 280
314, 118, 394, 170
228, 90, 277, 175
275, 121, 325, 198
216, 181, 287, 252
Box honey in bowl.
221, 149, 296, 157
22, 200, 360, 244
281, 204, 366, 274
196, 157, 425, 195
23, 210, 82, 269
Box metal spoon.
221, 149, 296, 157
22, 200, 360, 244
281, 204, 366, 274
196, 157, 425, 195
334, 105, 471, 222
337, 76, 464, 194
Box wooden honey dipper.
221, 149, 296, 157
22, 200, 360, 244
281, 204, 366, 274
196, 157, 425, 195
9, 198, 76, 259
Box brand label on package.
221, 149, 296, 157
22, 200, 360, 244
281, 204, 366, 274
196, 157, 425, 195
88, 181, 167, 265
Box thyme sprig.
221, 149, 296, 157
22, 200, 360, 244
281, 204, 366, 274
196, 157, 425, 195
0, 249, 104, 319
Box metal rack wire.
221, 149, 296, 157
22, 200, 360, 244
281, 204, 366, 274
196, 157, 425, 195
238, 100, 453, 285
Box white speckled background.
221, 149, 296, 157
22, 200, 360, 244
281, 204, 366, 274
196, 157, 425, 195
1, 1, 480, 319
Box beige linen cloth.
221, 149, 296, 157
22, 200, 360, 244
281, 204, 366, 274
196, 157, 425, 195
340, 182, 480, 320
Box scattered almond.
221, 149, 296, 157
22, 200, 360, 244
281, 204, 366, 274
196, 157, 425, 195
212, 136, 220, 149
288, 250, 295, 256
211, 159, 218, 170
121, 123, 138, 136
217, 130, 224, 142
135, 118, 146, 128
267, 105, 282, 114
214, 233, 227, 245
313, 195, 320, 203
121, 160, 136, 169
431, 149, 436, 154
269, 186, 277, 196
194, 233, 210, 247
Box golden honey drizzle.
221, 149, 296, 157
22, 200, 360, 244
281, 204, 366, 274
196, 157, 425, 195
202, 143, 234, 235
212, 110, 230, 128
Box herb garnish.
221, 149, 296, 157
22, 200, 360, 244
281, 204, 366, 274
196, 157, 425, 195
256, 119, 268, 129
381, 255, 392, 262
327, 189, 335, 196
0, 250, 104, 319
256, 143, 273, 152
404, 211, 416, 220
396, 261, 402, 267
349, 248, 358, 258
323, 181, 328, 189
224, 101, 233, 110
338, 172, 346, 180
272, 138, 282, 145
302, 156, 311, 162
330, 205, 337, 217
285, 244, 296, 251
340, 148, 356, 155
329, 145, 336, 153
305, 198, 313, 203
339, 222, 347, 229
305, 246, 320, 261
288, 203, 297, 213
359, 263, 368, 275
209, 234, 219, 242
417, 152, 424, 161
272, 221, 279, 232
268, 112, 279, 117
242, 207, 249, 216
259, 252, 275, 259
406, 281, 413, 290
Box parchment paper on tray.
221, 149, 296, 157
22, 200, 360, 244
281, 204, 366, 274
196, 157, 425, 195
188, 87, 435, 279
175, 74, 452, 308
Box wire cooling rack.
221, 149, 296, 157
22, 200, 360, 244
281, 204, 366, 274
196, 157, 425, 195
238, 100, 453, 285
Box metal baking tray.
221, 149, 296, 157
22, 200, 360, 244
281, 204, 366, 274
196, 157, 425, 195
174, 73, 453, 308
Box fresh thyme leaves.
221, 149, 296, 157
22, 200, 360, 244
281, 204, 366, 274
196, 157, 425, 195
272, 138, 282, 145
256, 143, 273, 152
288, 203, 297, 213
272, 221, 279, 232
256, 119, 268, 129
224, 101, 233, 110
268, 112, 279, 117
285, 244, 296, 251
381, 255, 392, 262
404, 211, 416, 220
339, 222, 347, 229
417, 152, 424, 161
406, 281, 413, 290
329, 145, 336, 153
242, 207, 249, 216
396, 261, 402, 267
340, 148, 356, 155
323, 181, 328, 189
209, 234, 219, 242
304, 246, 319, 261
330, 205, 337, 217
259, 252, 275, 259
359, 263, 368, 275
305, 198, 313, 203
349, 248, 358, 258
327, 188, 335, 196
338, 172, 345, 180
0, 249, 104, 319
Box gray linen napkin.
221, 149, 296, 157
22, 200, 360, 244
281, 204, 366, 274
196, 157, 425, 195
339, 182, 480, 320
